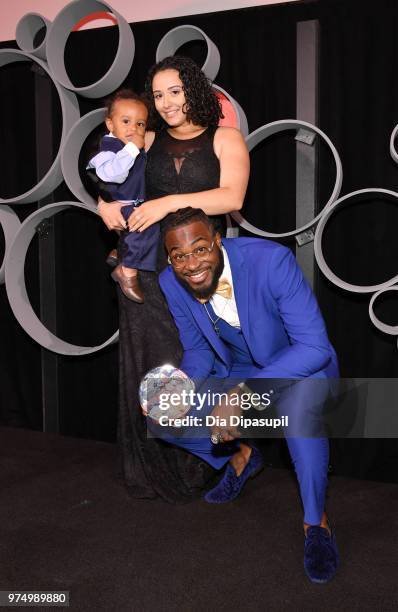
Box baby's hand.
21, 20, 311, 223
128, 133, 145, 150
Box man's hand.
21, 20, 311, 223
97, 197, 126, 231
209, 386, 243, 442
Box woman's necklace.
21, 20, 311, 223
203, 299, 229, 335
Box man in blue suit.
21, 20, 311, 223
155, 207, 339, 583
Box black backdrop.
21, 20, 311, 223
1, 0, 398, 480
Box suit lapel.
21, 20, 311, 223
171, 273, 233, 367
222, 240, 250, 342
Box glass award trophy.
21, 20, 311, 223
139, 364, 195, 425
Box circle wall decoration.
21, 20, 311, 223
156, 25, 220, 82
231, 119, 343, 238
61, 108, 106, 207
5, 202, 119, 356
212, 84, 248, 137
15, 12, 50, 60
369, 286, 398, 335
314, 188, 398, 294
0, 50, 80, 205
46, 0, 135, 98
0, 206, 21, 285
389, 123, 398, 165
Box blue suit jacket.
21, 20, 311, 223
159, 238, 339, 383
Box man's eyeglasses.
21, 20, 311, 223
168, 241, 215, 268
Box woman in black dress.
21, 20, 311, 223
98, 56, 249, 503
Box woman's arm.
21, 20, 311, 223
129, 127, 249, 232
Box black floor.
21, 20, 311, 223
0, 427, 397, 612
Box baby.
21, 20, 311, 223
87, 89, 159, 303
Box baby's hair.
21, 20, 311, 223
105, 88, 149, 118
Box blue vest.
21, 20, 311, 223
100, 135, 146, 202
204, 302, 254, 366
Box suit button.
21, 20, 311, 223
211, 369, 216, 375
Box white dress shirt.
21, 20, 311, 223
209, 247, 241, 328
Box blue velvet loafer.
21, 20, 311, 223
304, 526, 339, 583
204, 446, 264, 503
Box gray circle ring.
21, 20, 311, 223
61, 107, 106, 206
46, 0, 135, 98
390, 123, 398, 165
212, 83, 249, 137
15, 12, 50, 60
0, 49, 80, 205
314, 188, 398, 293
231, 119, 343, 238
5, 201, 119, 355
156, 25, 220, 82
0, 206, 21, 285
369, 286, 398, 335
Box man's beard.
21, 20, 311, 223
176, 250, 224, 301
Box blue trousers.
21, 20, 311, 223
148, 371, 330, 525
119, 204, 159, 272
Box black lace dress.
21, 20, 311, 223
117, 127, 223, 502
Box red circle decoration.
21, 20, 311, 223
215, 89, 239, 129
72, 11, 117, 30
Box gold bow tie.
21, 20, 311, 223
197, 278, 232, 303
215, 278, 233, 299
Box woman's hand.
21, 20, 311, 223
128, 198, 172, 232
97, 198, 126, 231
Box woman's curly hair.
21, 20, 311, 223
144, 56, 223, 131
